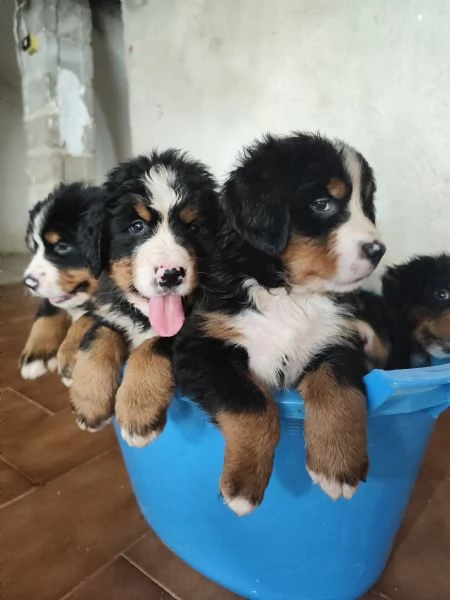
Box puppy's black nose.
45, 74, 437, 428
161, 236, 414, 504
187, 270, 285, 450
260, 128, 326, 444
160, 267, 186, 289
361, 242, 386, 265
23, 275, 39, 290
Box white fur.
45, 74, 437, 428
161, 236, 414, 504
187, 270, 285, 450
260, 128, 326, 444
134, 221, 195, 299
61, 376, 73, 388
120, 428, 159, 448
143, 165, 180, 214
231, 281, 353, 389
328, 143, 382, 290
47, 357, 58, 372
77, 416, 112, 433
427, 342, 450, 359
307, 467, 357, 500
136, 165, 196, 299
20, 359, 48, 379
222, 494, 255, 516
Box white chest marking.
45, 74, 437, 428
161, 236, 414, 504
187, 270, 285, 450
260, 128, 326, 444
231, 283, 352, 389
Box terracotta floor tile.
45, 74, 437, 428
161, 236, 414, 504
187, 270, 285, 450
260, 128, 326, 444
422, 408, 450, 479
0, 387, 49, 433
125, 532, 242, 600
2, 449, 147, 600
1, 397, 116, 484
0, 458, 33, 505
0, 318, 35, 388
14, 373, 71, 413
64, 556, 175, 600
0, 282, 37, 322
374, 476, 450, 600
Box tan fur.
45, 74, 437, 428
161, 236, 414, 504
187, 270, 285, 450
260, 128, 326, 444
355, 319, 391, 370
179, 206, 199, 225
298, 364, 368, 485
58, 269, 98, 295
200, 312, 243, 345
110, 258, 134, 292
134, 200, 152, 222
57, 315, 96, 380
44, 230, 61, 244
21, 310, 71, 364
70, 326, 128, 429
282, 234, 338, 285
216, 380, 280, 507
115, 338, 174, 439
327, 178, 347, 200
414, 312, 450, 346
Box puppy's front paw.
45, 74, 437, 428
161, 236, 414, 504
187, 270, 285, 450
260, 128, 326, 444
19, 352, 57, 379
115, 376, 168, 448
57, 345, 77, 387
220, 474, 263, 517
69, 355, 119, 433
305, 440, 368, 501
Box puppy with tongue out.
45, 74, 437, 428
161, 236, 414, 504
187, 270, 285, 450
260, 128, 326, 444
148, 267, 186, 337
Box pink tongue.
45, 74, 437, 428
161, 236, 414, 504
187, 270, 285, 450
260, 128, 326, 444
148, 295, 185, 337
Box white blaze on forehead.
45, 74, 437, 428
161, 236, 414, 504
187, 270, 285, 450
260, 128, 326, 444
143, 165, 181, 215
328, 142, 381, 290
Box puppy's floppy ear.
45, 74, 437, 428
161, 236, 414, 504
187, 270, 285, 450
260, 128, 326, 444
77, 186, 108, 278
221, 170, 290, 256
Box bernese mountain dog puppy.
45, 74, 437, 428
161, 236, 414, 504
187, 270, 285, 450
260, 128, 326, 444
355, 254, 450, 369
170, 133, 386, 515
68, 150, 220, 439
20, 183, 106, 383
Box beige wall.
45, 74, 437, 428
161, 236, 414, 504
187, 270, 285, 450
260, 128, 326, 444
122, 0, 450, 266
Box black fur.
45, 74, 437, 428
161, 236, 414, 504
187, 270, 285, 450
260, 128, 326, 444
173, 132, 381, 510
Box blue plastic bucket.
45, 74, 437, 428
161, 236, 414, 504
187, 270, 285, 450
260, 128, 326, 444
116, 363, 450, 600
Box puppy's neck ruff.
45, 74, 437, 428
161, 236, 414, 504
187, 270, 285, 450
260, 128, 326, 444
234, 279, 354, 389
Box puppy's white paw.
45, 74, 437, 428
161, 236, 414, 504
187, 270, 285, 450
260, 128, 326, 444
47, 357, 58, 373
20, 358, 48, 380
307, 467, 357, 500
221, 493, 256, 517
61, 376, 73, 388
120, 428, 159, 448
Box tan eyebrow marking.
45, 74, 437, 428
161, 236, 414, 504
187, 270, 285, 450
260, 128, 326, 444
327, 178, 347, 200
179, 206, 199, 225
134, 200, 152, 222
44, 231, 61, 244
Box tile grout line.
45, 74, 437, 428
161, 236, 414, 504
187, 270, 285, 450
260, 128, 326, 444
0, 454, 37, 485
6, 386, 56, 416
121, 554, 180, 600
57, 532, 152, 600
0, 485, 36, 510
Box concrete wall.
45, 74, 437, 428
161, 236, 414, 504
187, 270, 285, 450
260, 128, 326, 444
122, 0, 450, 266
0, 1, 28, 253
0, 79, 29, 253
92, 0, 131, 183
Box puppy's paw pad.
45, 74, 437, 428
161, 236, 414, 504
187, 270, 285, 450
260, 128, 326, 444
20, 358, 48, 380
120, 428, 159, 448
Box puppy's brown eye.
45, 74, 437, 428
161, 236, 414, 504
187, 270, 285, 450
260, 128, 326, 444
128, 219, 148, 234
188, 222, 200, 234
54, 242, 73, 255
435, 289, 450, 301
311, 198, 333, 213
